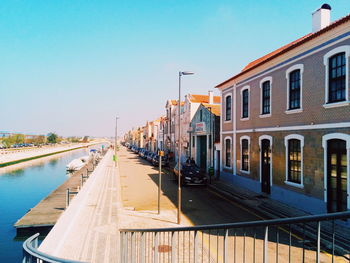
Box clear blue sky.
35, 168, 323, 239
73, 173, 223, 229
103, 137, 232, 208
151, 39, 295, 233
0, 0, 348, 137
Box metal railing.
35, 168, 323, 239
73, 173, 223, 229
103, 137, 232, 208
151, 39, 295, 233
22, 233, 86, 263
120, 211, 350, 263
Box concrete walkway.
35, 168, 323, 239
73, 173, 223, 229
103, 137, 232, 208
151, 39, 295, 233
39, 150, 119, 262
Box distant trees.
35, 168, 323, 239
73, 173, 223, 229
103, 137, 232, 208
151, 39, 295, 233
67, 137, 81, 143
47, 133, 58, 144
1, 134, 25, 147
35, 135, 46, 145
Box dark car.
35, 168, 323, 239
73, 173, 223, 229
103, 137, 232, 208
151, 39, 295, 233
138, 148, 144, 157
152, 155, 169, 167
146, 152, 155, 162
142, 150, 149, 159
173, 163, 207, 186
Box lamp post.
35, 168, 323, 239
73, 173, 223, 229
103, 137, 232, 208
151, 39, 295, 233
115, 116, 119, 167
177, 71, 194, 224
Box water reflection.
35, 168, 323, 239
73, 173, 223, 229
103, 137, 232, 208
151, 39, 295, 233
6, 169, 25, 178
49, 159, 59, 168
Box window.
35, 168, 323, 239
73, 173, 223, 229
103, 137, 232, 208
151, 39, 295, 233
225, 95, 231, 121
286, 64, 303, 113
262, 81, 271, 114
200, 109, 203, 121
241, 139, 249, 171
240, 136, 250, 173
241, 87, 249, 119
287, 139, 301, 183
284, 134, 304, 187
328, 53, 346, 103
225, 138, 231, 167
323, 46, 350, 107
289, 70, 301, 109
192, 136, 195, 147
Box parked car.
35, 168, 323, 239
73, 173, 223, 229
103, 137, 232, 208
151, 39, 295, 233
141, 150, 149, 159
151, 154, 169, 167
173, 163, 207, 186
139, 148, 146, 157
146, 152, 154, 162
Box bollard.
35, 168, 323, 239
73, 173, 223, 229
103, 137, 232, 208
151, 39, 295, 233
66, 188, 70, 208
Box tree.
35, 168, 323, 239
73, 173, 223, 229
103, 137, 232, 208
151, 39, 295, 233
33, 135, 46, 145
47, 133, 58, 143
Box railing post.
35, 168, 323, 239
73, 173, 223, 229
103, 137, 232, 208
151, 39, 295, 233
130, 232, 134, 263
171, 232, 176, 263
66, 188, 70, 208
119, 232, 124, 263
154, 232, 158, 263
125, 232, 129, 263
316, 221, 321, 263
263, 226, 269, 263
194, 231, 198, 263
224, 229, 228, 263
140, 232, 145, 263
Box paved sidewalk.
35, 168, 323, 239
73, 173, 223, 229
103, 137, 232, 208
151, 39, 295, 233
39, 150, 119, 262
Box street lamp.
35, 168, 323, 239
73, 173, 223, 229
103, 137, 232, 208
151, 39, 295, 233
115, 116, 119, 167
177, 71, 194, 224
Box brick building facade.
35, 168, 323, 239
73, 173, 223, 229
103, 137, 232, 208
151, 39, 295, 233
217, 5, 350, 214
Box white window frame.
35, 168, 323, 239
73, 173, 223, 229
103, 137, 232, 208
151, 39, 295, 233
240, 86, 250, 121
240, 135, 250, 174
259, 135, 273, 186
322, 133, 350, 208
224, 93, 232, 123
285, 64, 304, 114
284, 134, 304, 188
323, 45, 350, 108
259, 76, 272, 118
224, 136, 232, 169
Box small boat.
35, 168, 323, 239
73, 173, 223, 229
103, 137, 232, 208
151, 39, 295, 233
66, 156, 90, 172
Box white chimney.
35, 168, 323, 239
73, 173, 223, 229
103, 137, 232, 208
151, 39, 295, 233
208, 90, 214, 104
312, 4, 331, 33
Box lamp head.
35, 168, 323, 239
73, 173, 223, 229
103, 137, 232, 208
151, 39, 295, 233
179, 71, 194, 76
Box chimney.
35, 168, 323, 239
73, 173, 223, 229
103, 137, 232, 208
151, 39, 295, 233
208, 90, 214, 104
312, 4, 331, 33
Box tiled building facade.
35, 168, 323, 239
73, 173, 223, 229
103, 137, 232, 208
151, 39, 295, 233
217, 7, 350, 214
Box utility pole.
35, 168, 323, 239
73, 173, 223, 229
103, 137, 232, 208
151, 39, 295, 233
158, 151, 163, 214
177, 71, 194, 224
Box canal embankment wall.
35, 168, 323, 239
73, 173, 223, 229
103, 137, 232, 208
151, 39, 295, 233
0, 142, 102, 168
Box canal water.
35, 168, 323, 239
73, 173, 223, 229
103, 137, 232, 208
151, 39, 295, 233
0, 147, 93, 262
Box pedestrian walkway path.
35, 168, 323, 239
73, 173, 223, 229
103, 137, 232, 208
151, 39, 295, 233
39, 150, 119, 262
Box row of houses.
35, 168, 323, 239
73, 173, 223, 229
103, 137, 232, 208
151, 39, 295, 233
124, 92, 221, 173
126, 4, 350, 215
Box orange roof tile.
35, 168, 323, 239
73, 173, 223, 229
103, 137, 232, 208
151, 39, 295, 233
202, 103, 221, 116
216, 13, 350, 88
189, 94, 221, 104
169, 100, 184, 106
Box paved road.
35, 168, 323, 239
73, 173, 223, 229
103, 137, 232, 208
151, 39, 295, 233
118, 147, 260, 226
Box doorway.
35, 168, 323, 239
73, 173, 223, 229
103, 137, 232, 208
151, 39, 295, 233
327, 139, 347, 212
261, 139, 271, 194
198, 136, 207, 172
